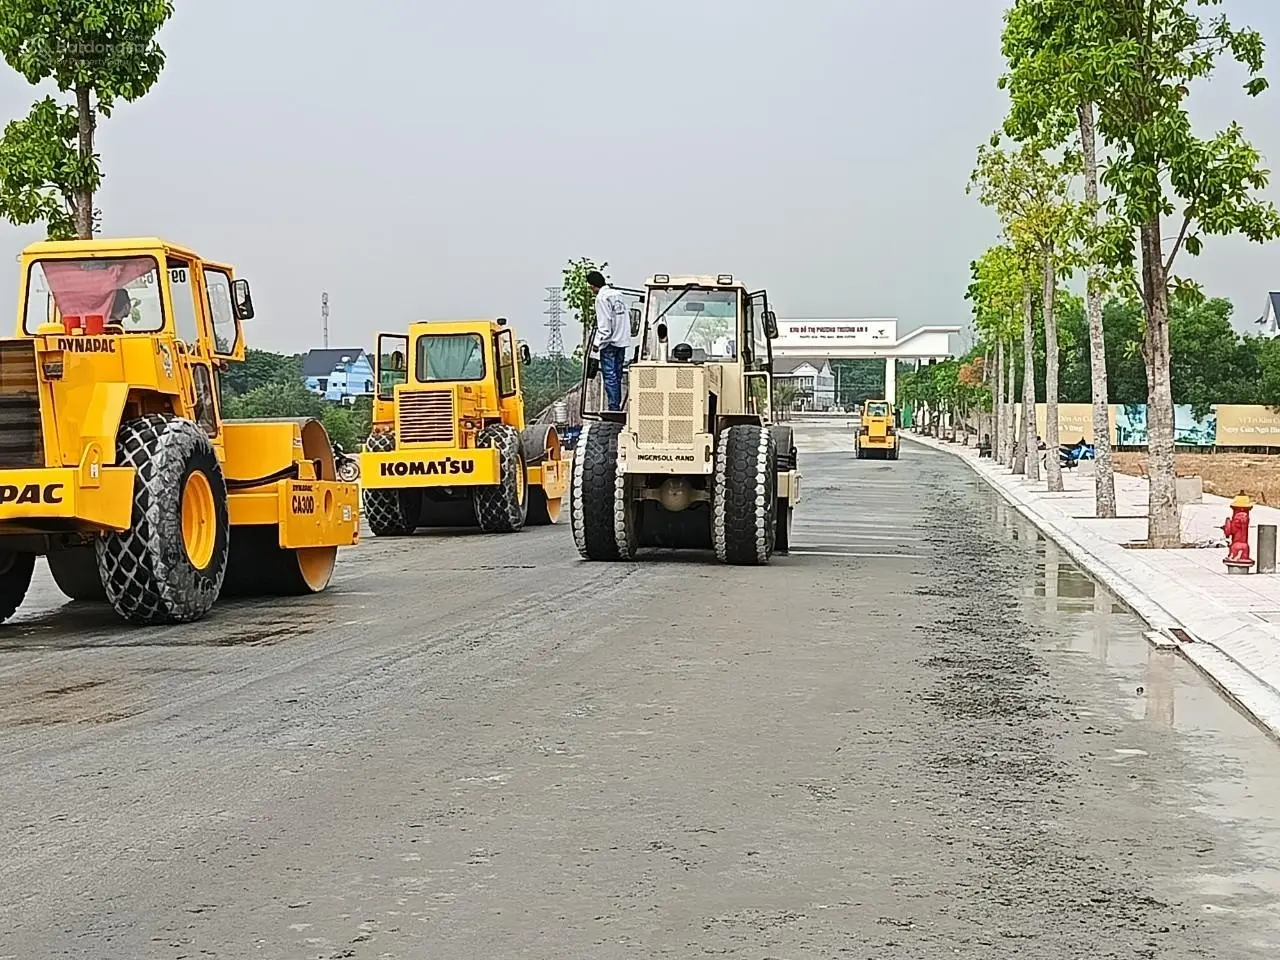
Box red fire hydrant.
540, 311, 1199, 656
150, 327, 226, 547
1223, 494, 1255, 573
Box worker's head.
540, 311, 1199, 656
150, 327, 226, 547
586, 270, 606, 295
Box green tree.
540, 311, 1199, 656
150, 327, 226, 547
0, 98, 80, 238
1002, 0, 1280, 546
221, 380, 324, 421
829, 359, 884, 408
562, 257, 608, 339
1000, 0, 1121, 515
520, 353, 584, 418
772, 381, 798, 419
970, 141, 1079, 489
319, 399, 371, 451
967, 244, 1027, 465
0, 0, 174, 238
1168, 295, 1260, 415
219, 349, 302, 401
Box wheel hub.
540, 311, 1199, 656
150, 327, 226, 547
181, 471, 217, 569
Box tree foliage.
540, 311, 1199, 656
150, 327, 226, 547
521, 354, 584, 418
0, 0, 174, 237
990, 0, 1280, 543
0, 97, 82, 238
966, 244, 1025, 346
562, 256, 608, 337
899, 354, 990, 422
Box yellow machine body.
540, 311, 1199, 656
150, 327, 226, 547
0, 237, 359, 623
856, 398, 899, 458
358, 319, 568, 533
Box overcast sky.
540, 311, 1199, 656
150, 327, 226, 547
2, 0, 1279, 356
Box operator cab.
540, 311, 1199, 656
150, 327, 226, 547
19, 243, 253, 350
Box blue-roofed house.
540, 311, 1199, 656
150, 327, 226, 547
302, 348, 375, 404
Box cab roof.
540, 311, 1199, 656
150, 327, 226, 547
407, 318, 516, 335
19, 237, 233, 272
22, 236, 197, 258
646, 273, 748, 290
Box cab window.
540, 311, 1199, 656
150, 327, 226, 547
416, 334, 485, 382
378, 334, 409, 398
496, 330, 517, 397
23, 256, 163, 334
203, 268, 239, 354
167, 259, 200, 344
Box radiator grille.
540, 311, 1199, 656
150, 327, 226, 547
397, 390, 455, 444
629, 365, 701, 448
0, 341, 43, 468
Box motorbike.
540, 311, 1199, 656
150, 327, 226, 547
1059, 440, 1095, 468
333, 442, 361, 482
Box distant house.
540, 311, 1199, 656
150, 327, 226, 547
302, 348, 375, 404
774, 358, 836, 411
1257, 293, 1280, 338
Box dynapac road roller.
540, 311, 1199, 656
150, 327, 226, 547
0, 237, 360, 625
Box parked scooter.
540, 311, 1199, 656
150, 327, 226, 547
334, 442, 361, 482
1059, 440, 1095, 468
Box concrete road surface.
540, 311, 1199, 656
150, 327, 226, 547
2, 423, 1279, 959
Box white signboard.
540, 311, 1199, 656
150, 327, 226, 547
775, 319, 897, 348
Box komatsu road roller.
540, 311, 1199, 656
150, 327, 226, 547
359, 318, 569, 534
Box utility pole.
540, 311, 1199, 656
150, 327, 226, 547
321, 292, 329, 348
544, 286, 565, 390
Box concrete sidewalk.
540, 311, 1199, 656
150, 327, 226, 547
907, 431, 1280, 740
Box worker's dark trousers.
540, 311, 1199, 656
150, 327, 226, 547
600, 345, 625, 411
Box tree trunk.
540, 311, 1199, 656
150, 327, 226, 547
1021, 280, 1039, 481
1005, 341, 1018, 468
1140, 218, 1179, 547
982, 346, 994, 452
74, 83, 95, 238
1077, 101, 1117, 518
994, 341, 1005, 462
1042, 246, 1063, 492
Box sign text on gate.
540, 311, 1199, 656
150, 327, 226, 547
774, 319, 898, 347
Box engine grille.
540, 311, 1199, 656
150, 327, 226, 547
630, 365, 701, 446
397, 390, 455, 444
0, 341, 43, 468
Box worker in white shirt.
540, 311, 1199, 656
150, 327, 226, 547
587, 270, 630, 411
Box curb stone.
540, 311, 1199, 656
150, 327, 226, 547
904, 433, 1280, 742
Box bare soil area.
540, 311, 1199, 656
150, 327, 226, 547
1113, 451, 1280, 504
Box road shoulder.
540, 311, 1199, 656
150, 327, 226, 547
904, 432, 1280, 741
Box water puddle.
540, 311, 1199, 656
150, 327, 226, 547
992, 497, 1280, 931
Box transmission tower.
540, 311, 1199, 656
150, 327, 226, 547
321, 291, 330, 348
544, 286, 565, 390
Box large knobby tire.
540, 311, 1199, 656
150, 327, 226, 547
522, 424, 563, 526
47, 544, 107, 601
98, 415, 230, 624
770, 424, 796, 555
473, 423, 528, 533
0, 551, 35, 624
361, 431, 422, 536
713, 424, 777, 565
569, 420, 636, 561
